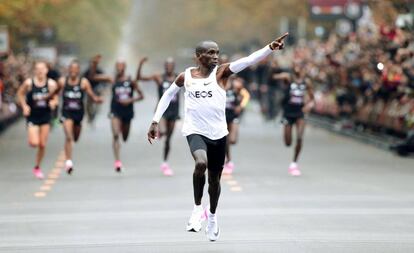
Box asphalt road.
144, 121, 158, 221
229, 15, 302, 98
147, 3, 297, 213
1, 85, 414, 252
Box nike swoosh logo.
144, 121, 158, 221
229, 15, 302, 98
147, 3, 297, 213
213, 227, 220, 237
204, 82, 212, 86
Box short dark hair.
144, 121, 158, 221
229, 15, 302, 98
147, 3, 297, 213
195, 41, 218, 56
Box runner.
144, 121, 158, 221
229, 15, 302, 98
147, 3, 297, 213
110, 60, 144, 172
16, 61, 59, 179
147, 33, 288, 241
47, 62, 61, 127
58, 61, 103, 174
83, 55, 108, 125
273, 65, 315, 176
137, 57, 178, 176
223, 77, 250, 174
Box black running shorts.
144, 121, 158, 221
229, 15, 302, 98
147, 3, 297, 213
186, 134, 226, 172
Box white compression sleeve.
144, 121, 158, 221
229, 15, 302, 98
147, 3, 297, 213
152, 83, 181, 123
229, 45, 273, 73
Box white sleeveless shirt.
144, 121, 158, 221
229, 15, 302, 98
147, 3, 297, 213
182, 66, 228, 140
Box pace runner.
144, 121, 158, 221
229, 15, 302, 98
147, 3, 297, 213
273, 65, 315, 176
58, 61, 103, 174
17, 61, 59, 179
223, 77, 250, 174
83, 54, 108, 125
110, 60, 144, 172
137, 57, 178, 176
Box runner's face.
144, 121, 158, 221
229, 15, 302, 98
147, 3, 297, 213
294, 66, 302, 77
34, 62, 48, 79
69, 64, 80, 78
92, 55, 101, 66
116, 62, 126, 75
165, 61, 175, 75
199, 46, 219, 69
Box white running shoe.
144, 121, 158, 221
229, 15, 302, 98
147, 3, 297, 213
186, 205, 204, 232
206, 210, 220, 241
65, 160, 73, 175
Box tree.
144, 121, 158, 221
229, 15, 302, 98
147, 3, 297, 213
0, 0, 131, 59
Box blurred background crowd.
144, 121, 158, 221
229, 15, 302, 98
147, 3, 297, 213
0, 53, 32, 129
240, 21, 414, 137
0, 0, 413, 154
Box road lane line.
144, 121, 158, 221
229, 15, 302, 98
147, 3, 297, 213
40, 185, 52, 191
227, 180, 238, 186
33, 150, 65, 198
230, 186, 243, 192
47, 174, 59, 179
55, 162, 64, 168
34, 192, 46, 198
51, 168, 61, 174
44, 179, 55, 185
222, 172, 242, 192
221, 174, 233, 180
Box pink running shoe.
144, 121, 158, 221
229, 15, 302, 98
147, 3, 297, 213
201, 205, 209, 222
33, 167, 44, 179
114, 160, 123, 173
160, 162, 174, 176
288, 163, 301, 176
222, 162, 234, 175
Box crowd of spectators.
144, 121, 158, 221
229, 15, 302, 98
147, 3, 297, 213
0, 53, 33, 128
293, 24, 414, 139
225, 21, 414, 155
235, 23, 414, 144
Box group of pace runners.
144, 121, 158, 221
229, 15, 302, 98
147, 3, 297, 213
17, 59, 144, 177
16, 33, 316, 241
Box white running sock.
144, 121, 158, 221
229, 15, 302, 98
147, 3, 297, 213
208, 210, 216, 220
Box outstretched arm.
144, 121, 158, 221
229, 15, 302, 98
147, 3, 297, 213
86, 65, 112, 83
147, 72, 184, 144
219, 33, 288, 79
272, 72, 291, 82
92, 74, 112, 83
136, 57, 162, 85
